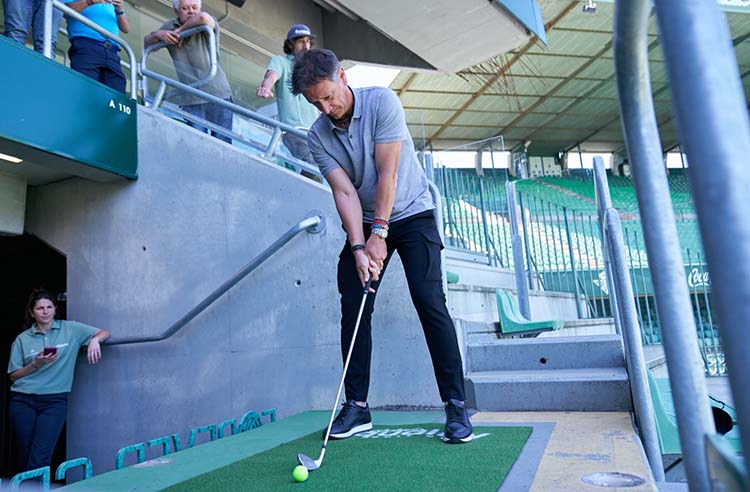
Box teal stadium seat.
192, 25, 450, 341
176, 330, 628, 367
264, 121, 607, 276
495, 289, 564, 335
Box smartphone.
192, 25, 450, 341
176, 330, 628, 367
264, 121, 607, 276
43, 347, 58, 356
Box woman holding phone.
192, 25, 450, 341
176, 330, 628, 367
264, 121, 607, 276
6, 289, 110, 472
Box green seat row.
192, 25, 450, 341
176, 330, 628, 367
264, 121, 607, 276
495, 289, 564, 335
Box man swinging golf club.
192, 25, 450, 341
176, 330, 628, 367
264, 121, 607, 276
292, 49, 474, 446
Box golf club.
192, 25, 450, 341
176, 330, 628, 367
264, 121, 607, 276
297, 276, 373, 471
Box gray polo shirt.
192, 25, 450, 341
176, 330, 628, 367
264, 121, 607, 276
160, 17, 233, 106
308, 86, 434, 223
8, 320, 98, 394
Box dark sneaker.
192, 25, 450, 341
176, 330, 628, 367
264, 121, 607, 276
324, 400, 373, 439
443, 399, 474, 444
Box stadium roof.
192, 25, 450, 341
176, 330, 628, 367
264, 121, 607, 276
392, 0, 750, 155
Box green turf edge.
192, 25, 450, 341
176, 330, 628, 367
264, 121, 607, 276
59, 411, 445, 491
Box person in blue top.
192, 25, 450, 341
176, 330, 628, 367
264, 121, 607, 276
7, 289, 110, 472
257, 24, 320, 181
64, 0, 130, 93
292, 49, 474, 444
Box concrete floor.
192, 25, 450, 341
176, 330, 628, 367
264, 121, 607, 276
478, 411, 657, 492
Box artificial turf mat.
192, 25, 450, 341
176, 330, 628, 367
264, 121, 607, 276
164, 423, 533, 492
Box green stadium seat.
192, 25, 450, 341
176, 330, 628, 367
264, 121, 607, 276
495, 289, 564, 335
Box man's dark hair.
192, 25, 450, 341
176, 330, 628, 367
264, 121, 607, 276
291, 49, 340, 95
283, 37, 315, 55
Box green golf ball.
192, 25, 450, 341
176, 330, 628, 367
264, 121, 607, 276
292, 465, 308, 482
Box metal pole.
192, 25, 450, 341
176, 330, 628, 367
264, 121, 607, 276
614, 1, 716, 489
507, 182, 532, 319
518, 193, 535, 291
593, 158, 622, 332
43, 0, 53, 58
624, 229, 645, 343
479, 180, 493, 265
563, 207, 583, 318
696, 251, 720, 374
605, 209, 665, 481
580, 211, 600, 318
655, 0, 750, 474
443, 167, 458, 248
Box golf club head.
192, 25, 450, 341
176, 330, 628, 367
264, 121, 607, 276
297, 453, 319, 471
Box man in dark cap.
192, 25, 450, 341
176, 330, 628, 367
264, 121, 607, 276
257, 24, 320, 180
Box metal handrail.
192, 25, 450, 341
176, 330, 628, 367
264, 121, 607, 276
613, 1, 715, 489
43, 0, 137, 100
593, 159, 664, 482
141, 24, 217, 106
108, 212, 325, 345
654, 0, 750, 481
140, 61, 314, 167
151, 102, 322, 178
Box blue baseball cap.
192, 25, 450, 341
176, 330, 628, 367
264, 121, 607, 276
287, 24, 317, 41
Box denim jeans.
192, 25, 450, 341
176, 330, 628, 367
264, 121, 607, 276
9, 392, 68, 472
2, 0, 63, 53
182, 98, 233, 144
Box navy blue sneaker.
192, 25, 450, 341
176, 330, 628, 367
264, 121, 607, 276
443, 399, 474, 444
324, 400, 373, 439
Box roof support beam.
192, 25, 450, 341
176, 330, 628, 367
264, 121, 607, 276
425, 1, 580, 143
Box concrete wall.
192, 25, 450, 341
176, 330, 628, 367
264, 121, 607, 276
25, 108, 449, 474
0, 172, 25, 235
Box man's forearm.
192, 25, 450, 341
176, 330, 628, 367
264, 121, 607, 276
373, 142, 400, 221
144, 32, 158, 46
373, 172, 396, 222
261, 71, 279, 91
334, 190, 365, 245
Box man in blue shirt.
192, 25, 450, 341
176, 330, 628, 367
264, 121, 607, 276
65, 0, 130, 93
257, 24, 320, 180
292, 49, 474, 444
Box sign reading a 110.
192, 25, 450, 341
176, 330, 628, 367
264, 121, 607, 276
109, 99, 132, 116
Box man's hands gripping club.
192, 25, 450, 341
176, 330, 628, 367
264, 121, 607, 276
354, 236, 385, 291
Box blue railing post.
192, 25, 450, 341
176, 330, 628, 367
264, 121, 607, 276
655, 0, 750, 478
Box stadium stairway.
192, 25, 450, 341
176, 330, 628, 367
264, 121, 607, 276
445, 255, 626, 412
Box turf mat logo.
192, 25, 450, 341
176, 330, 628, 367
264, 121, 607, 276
355, 427, 490, 440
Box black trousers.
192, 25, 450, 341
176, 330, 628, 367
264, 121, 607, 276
9, 392, 68, 472
337, 210, 465, 403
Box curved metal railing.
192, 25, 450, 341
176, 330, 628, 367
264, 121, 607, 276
43, 0, 138, 100
141, 24, 218, 107
108, 212, 325, 345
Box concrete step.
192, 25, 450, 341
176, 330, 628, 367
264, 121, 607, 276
466, 367, 632, 411
540, 317, 617, 337
447, 284, 585, 323
467, 334, 625, 372
461, 317, 617, 338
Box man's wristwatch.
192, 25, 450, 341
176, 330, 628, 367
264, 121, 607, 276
371, 227, 388, 240
115, 8, 125, 15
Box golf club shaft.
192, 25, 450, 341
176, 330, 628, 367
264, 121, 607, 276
319, 277, 373, 457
